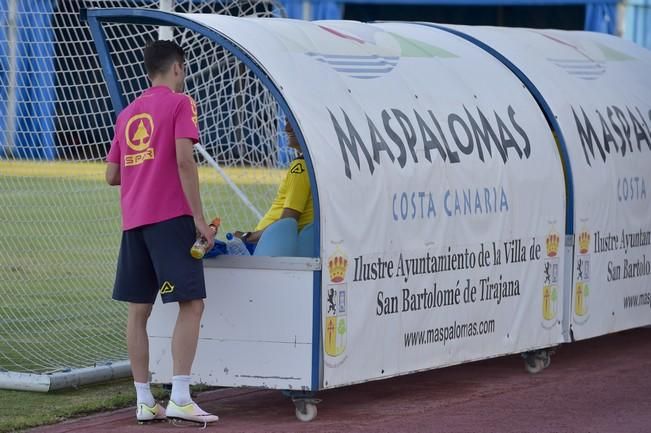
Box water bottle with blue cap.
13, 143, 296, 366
225, 232, 251, 256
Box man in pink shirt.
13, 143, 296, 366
105, 40, 218, 425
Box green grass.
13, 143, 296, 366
0, 176, 124, 373
0, 171, 273, 430
0, 173, 275, 373
0, 378, 171, 432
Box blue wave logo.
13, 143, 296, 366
305, 52, 399, 79
547, 58, 606, 81
537, 31, 635, 82
301, 24, 457, 80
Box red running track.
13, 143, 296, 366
30, 328, 651, 433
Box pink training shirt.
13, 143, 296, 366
107, 86, 199, 230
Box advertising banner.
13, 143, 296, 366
444, 25, 651, 341
184, 15, 567, 387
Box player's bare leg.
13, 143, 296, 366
172, 299, 203, 376
167, 299, 218, 425
127, 302, 153, 382
128, 303, 166, 423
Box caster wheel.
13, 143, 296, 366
525, 356, 545, 374
295, 402, 317, 422
538, 352, 551, 369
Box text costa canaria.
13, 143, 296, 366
392, 186, 509, 221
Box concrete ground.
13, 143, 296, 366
30, 328, 651, 433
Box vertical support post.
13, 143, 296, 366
233, 64, 245, 161
159, 0, 174, 40
616, 0, 626, 37
87, 16, 126, 118
4, 0, 18, 157
562, 235, 575, 342
302, 0, 312, 20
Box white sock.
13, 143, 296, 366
134, 381, 155, 407
171, 375, 192, 405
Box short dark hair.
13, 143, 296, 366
143, 40, 185, 78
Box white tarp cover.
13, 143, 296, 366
181, 14, 566, 387
444, 25, 651, 341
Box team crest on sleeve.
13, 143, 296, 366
188, 96, 198, 127
124, 113, 155, 167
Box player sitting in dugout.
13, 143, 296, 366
233, 121, 313, 247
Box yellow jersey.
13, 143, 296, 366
256, 157, 314, 231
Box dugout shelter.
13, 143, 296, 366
83, 8, 651, 420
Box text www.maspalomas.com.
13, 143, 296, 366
404, 319, 496, 348
623, 292, 651, 310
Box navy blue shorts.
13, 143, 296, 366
112, 216, 206, 304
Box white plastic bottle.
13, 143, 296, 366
225, 232, 251, 256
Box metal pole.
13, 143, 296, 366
159, 0, 174, 40
562, 235, 575, 342
616, 0, 626, 37
0, 361, 132, 392
301, 0, 312, 21
4, 0, 18, 157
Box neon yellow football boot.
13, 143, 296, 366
136, 402, 166, 422
166, 400, 219, 424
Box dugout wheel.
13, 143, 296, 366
523, 349, 552, 374
294, 400, 318, 422
539, 350, 552, 369
285, 391, 320, 422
